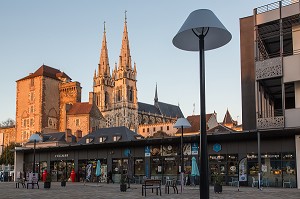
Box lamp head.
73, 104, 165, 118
29, 133, 42, 142
173, 9, 231, 51
174, 118, 191, 128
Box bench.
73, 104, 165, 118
27, 180, 39, 189
15, 178, 26, 188
142, 179, 161, 196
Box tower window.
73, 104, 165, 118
129, 88, 133, 102
117, 90, 121, 101
105, 92, 109, 106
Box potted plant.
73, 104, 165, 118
61, 176, 66, 187
120, 173, 127, 192
44, 173, 52, 189
212, 173, 223, 193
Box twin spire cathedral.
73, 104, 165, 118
93, 14, 138, 131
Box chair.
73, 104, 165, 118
283, 179, 292, 188
262, 178, 269, 187
229, 177, 238, 186
252, 177, 258, 187
165, 179, 178, 194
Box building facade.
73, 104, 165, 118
241, 0, 300, 131
15, 65, 105, 143
240, 0, 300, 189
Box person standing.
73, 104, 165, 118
107, 171, 114, 184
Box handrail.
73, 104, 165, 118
256, 0, 299, 14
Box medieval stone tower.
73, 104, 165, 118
93, 15, 138, 131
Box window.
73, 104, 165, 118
105, 92, 109, 106
129, 88, 133, 102
117, 90, 121, 101
153, 127, 156, 132
113, 135, 121, 142
30, 105, 34, 113
99, 137, 107, 143
86, 138, 93, 144
147, 128, 149, 133
167, 126, 169, 130
30, 118, 34, 127
76, 119, 80, 126
30, 78, 34, 87
161, 126, 163, 131
143, 128, 145, 133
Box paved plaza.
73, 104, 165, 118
1, 182, 299, 199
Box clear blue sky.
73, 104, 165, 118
0, 0, 277, 124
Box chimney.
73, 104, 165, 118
65, 129, 72, 143
76, 130, 82, 142
89, 92, 95, 104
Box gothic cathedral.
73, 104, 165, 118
93, 17, 138, 132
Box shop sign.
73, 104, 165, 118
262, 165, 267, 172
213, 143, 221, 152
209, 155, 225, 160
183, 143, 191, 155
191, 143, 198, 155
145, 146, 151, 157
54, 154, 69, 158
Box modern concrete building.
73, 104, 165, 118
240, 0, 300, 189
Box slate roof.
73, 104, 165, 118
77, 126, 142, 144
138, 102, 160, 115
223, 109, 234, 124
207, 124, 236, 134
42, 132, 76, 143
17, 65, 71, 82
67, 102, 93, 115
138, 101, 184, 118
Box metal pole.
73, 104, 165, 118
257, 131, 261, 190
181, 126, 184, 193
199, 35, 209, 199
33, 140, 36, 173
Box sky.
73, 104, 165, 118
0, 0, 278, 124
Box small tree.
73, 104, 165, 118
0, 118, 15, 127
0, 143, 21, 165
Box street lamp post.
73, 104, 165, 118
173, 9, 231, 199
29, 134, 42, 173
174, 118, 191, 193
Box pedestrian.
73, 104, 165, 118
107, 171, 114, 184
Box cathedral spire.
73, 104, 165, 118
154, 83, 158, 104
98, 21, 110, 77
119, 11, 132, 70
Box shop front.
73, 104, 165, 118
15, 130, 299, 188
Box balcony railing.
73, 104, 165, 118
256, 0, 299, 14
257, 116, 284, 129
256, 57, 282, 80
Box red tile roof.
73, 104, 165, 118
176, 114, 214, 134
67, 102, 93, 115
17, 65, 71, 81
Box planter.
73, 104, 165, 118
120, 184, 127, 192
214, 183, 222, 193
61, 181, 66, 187
44, 182, 51, 189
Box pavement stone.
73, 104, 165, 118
1, 182, 299, 199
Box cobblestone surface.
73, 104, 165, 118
2, 182, 300, 199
